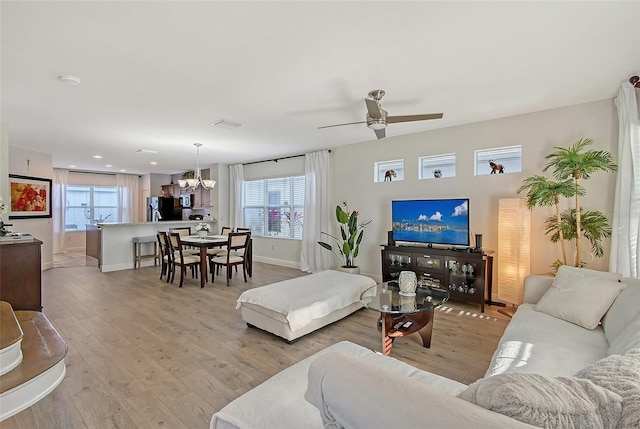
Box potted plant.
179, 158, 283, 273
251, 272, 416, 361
518, 138, 617, 268
433, 169, 442, 178
318, 202, 371, 273
195, 222, 211, 238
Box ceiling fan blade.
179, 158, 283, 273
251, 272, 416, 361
365, 98, 384, 119
374, 128, 386, 139
318, 121, 366, 129
387, 113, 443, 123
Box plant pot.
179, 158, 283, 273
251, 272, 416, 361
198, 231, 208, 238
337, 266, 360, 275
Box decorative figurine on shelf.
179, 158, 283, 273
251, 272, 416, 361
384, 170, 396, 181
489, 160, 505, 174
433, 169, 442, 178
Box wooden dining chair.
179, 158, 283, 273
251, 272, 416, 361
168, 232, 201, 287
157, 231, 172, 282
209, 232, 250, 286
208, 226, 233, 261
169, 227, 199, 255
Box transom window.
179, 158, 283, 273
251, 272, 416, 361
374, 159, 404, 182
243, 176, 304, 239
475, 145, 522, 176
419, 153, 456, 179
66, 185, 118, 231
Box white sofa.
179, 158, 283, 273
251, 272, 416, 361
211, 267, 640, 429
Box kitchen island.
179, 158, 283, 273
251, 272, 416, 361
97, 220, 216, 272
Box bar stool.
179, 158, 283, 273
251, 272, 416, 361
133, 236, 160, 268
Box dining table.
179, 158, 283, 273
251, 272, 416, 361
180, 234, 253, 288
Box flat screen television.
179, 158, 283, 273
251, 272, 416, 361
392, 198, 470, 247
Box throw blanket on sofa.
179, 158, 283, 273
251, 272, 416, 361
236, 270, 376, 332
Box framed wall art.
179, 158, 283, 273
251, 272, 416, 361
8, 174, 52, 219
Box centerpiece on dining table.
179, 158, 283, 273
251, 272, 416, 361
195, 222, 211, 238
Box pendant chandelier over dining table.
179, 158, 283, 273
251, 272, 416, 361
178, 143, 216, 190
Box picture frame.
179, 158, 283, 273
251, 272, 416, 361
8, 174, 53, 219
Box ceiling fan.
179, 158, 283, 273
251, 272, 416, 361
318, 89, 443, 139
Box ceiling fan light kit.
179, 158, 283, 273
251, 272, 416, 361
319, 89, 443, 139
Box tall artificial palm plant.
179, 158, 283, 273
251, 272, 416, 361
517, 175, 582, 266
543, 138, 617, 266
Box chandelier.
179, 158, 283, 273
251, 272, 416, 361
178, 143, 216, 190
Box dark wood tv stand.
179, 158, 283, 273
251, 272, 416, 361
381, 244, 488, 312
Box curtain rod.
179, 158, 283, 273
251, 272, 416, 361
67, 169, 141, 177
242, 149, 331, 166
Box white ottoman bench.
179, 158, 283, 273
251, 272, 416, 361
236, 270, 377, 343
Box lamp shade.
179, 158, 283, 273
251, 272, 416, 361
497, 198, 531, 305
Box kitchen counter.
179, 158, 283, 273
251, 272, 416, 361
97, 220, 217, 272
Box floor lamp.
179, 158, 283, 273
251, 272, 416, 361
497, 198, 531, 317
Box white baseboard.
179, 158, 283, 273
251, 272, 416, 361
253, 256, 300, 270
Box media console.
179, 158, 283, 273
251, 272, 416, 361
381, 244, 490, 312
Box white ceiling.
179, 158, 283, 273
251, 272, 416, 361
1, 1, 639, 175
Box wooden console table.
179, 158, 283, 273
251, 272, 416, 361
0, 238, 43, 311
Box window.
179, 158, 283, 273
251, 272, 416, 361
66, 185, 118, 231
375, 159, 404, 182
475, 145, 522, 176
419, 153, 456, 179
243, 176, 305, 239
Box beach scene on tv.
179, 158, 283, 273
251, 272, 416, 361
392, 199, 470, 247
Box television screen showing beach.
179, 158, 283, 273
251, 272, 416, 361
392, 199, 470, 246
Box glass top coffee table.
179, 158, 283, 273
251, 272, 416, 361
361, 281, 449, 356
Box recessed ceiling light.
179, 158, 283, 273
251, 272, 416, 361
93, 155, 103, 159
69, 165, 77, 168
105, 164, 113, 168
119, 169, 126, 172
58, 75, 81, 85
150, 161, 158, 165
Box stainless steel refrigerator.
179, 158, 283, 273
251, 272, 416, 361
147, 197, 182, 221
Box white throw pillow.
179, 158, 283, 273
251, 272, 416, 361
574, 348, 640, 428
458, 373, 622, 428
534, 266, 625, 329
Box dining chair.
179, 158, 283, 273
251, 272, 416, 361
157, 231, 172, 281
168, 232, 201, 287
169, 227, 199, 255
209, 232, 250, 286
208, 226, 233, 261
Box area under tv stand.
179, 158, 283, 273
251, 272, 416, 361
381, 244, 491, 313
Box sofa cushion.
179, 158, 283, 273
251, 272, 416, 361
574, 348, 640, 429
534, 265, 625, 329
607, 314, 640, 357
458, 373, 622, 429
602, 279, 640, 346
306, 352, 536, 429
487, 304, 608, 377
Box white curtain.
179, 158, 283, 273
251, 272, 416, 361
229, 164, 244, 229
610, 82, 640, 277
300, 150, 332, 273
52, 168, 69, 254
116, 174, 140, 223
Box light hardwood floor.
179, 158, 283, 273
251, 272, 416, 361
1, 261, 510, 429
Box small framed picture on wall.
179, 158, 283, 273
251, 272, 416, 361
8, 174, 53, 219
